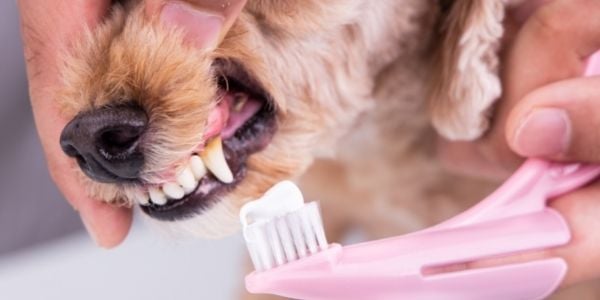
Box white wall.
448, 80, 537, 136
0, 219, 245, 300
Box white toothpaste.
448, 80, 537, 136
239, 181, 305, 228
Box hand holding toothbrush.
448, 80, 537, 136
439, 0, 600, 288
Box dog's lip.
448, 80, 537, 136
203, 90, 263, 143
203, 58, 275, 142
203, 94, 230, 141
140, 59, 278, 221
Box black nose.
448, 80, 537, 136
60, 104, 148, 183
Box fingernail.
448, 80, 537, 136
513, 108, 571, 157
80, 215, 101, 247
160, 2, 224, 49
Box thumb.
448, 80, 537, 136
145, 0, 247, 50
507, 76, 600, 162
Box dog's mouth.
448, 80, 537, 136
140, 59, 277, 221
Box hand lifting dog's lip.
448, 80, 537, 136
58, 1, 281, 223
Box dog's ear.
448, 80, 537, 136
428, 0, 507, 141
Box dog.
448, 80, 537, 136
56, 0, 598, 298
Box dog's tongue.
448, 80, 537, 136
204, 93, 263, 141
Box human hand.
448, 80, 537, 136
439, 0, 600, 287
18, 0, 246, 248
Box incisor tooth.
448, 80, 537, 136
190, 155, 207, 180
162, 183, 185, 199
200, 137, 234, 184
177, 166, 196, 193
149, 187, 167, 205
133, 189, 149, 206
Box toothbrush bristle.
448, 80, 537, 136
245, 202, 328, 272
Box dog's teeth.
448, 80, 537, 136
233, 93, 248, 112
201, 137, 234, 184
149, 187, 167, 205
190, 155, 207, 180
177, 166, 197, 194
133, 189, 150, 206
162, 183, 185, 199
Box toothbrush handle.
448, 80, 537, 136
246, 209, 570, 300
430, 160, 600, 231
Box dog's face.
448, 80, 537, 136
58, 0, 376, 237
57, 0, 508, 238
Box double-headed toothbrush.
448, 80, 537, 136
240, 52, 600, 300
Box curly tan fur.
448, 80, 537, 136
429, 0, 505, 141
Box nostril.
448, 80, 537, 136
97, 125, 145, 160
59, 103, 148, 183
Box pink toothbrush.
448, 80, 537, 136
240, 52, 600, 300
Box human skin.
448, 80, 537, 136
18, 0, 600, 289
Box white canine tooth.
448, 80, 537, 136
200, 137, 234, 184
190, 155, 207, 180
149, 187, 167, 205
132, 189, 149, 206
177, 166, 197, 194
162, 183, 185, 199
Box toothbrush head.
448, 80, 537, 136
240, 181, 328, 272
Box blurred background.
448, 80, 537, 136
0, 2, 244, 299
